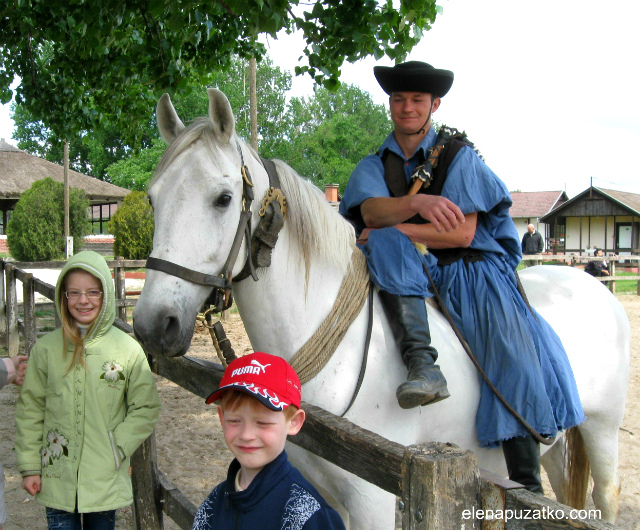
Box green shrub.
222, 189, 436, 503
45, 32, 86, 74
7, 178, 90, 261
108, 191, 154, 260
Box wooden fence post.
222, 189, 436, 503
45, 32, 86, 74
401, 442, 480, 529
5, 263, 19, 355
609, 259, 616, 294
22, 272, 37, 355
0, 260, 6, 348
114, 257, 127, 323
131, 432, 163, 529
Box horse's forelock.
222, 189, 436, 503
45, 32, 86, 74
151, 118, 238, 187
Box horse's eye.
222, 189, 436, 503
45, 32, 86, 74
215, 194, 232, 208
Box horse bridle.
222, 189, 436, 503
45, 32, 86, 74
145, 141, 259, 313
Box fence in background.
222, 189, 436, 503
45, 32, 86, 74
522, 254, 640, 295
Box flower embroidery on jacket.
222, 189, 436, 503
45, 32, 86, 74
41, 446, 53, 467
101, 361, 125, 382
41, 430, 69, 467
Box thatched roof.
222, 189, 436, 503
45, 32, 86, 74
509, 190, 568, 218
0, 138, 129, 203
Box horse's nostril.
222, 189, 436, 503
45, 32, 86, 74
162, 314, 180, 345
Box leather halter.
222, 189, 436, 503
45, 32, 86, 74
146, 141, 258, 311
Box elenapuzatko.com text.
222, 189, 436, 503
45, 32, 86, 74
462, 506, 602, 521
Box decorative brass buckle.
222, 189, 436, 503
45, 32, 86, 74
258, 187, 288, 219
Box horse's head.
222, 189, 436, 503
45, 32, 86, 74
133, 89, 265, 357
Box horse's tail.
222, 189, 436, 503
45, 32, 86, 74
563, 426, 590, 509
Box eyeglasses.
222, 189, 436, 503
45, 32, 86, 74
65, 290, 103, 300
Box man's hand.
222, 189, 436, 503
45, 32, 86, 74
361, 195, 465, 233
410, 194, 465, 232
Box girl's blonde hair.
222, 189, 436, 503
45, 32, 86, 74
59, 269, 100, 372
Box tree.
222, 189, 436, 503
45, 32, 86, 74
266, 84, 392, 191
0, 1, 440, 144
105, 56, 291, 191
107, 191, 154, 260
6, 178, 91, 261
106, 138, 167, 191
12, 102, 141, 181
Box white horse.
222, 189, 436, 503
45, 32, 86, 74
132, 89, 630, 527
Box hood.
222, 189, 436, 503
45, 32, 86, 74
56, 250, 116, 341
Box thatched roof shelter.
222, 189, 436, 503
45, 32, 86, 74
0, 138, 130, 234
0, 138, 129, 204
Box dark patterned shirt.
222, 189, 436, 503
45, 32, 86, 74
193, 451, 345, 530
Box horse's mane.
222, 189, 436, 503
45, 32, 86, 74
271, 159, 356, 276
151, 117, 356, 278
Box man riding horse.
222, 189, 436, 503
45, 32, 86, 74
339, 61, 585, 492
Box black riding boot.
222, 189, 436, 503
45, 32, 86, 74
502, 435, 544, 494
378, 291, 450, 409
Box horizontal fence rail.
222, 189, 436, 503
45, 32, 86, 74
0, 258, 620, 529
522, 254, 640, 295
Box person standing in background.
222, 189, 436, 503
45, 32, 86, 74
521, 224, 544, 267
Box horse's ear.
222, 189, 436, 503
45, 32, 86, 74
208, 88, 235, 144
157, 93, 185, 144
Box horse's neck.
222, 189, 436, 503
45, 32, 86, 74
233, 228, 349, 364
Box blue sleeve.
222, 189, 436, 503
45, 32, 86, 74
441, 146, 521, 267
440, 147, 512, 216
339, 154, 389, 219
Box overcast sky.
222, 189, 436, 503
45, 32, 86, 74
2, 0, 638, 199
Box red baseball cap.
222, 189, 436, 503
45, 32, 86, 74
206, 352, 302, 411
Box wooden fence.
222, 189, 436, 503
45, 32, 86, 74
0, 258, 619, 529
522, 254, 640, 295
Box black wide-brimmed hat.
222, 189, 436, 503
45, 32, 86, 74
374, 61, 454, 97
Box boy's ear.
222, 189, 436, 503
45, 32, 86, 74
217, 406, 224, 425
287, 409, 306, 436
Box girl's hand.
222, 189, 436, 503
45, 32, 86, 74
22, 475, 41, 495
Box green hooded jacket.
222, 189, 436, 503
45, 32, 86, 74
15, 251, 161, 513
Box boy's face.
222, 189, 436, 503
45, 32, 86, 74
218, 399, 305, 482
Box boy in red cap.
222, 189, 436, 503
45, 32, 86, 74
192, 352, 345, 530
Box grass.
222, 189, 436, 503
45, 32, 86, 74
611, 271, 639, 294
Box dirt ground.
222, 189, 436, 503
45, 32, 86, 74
1, 296, 639, 529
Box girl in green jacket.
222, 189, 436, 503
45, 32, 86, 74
15, 251, 161, 529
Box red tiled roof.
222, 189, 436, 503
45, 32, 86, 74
509, 191, 568, 218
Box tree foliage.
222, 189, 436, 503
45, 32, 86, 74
105, 56, 291, 191
6, 178, 91, 261
12, 102, 140, 180
0, 0, 439, 143
265, 84, 392, 192
107, 191, 154, 260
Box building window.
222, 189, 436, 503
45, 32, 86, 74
89, 203, 118, 235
